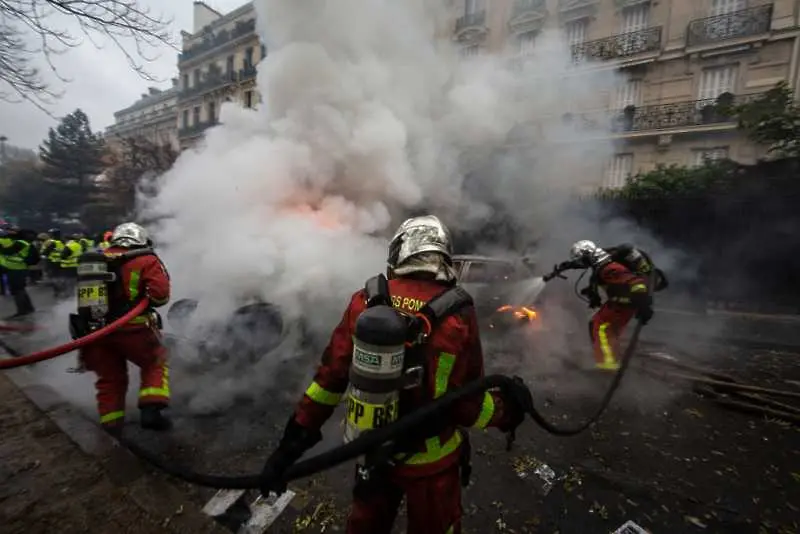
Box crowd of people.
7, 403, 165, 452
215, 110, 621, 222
0, 224, 112, 319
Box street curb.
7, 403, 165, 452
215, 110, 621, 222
3, 369, 228, 534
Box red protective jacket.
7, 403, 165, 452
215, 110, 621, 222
105, 246, 170, 328
592, 261, 648, 306
295, 276, 514, 477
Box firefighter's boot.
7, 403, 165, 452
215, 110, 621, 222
140, 405, 172, 431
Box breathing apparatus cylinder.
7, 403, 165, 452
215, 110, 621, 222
69, 250, 116, 339
344, 305, 408, 443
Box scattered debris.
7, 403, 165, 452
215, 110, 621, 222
511, 455, 563, 496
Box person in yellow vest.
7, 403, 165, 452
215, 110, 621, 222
40, 228, 65, 284
0, 229, 36, 317
79, 235, 95, 251
59, 233, 84, 298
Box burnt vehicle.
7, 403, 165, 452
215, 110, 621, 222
452, 254, 548, 330
163, 254, 552, 365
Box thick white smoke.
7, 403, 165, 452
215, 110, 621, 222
140, 0, 627, 411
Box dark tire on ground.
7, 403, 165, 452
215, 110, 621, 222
166, 298, 199, 335
226, 302, 285, 359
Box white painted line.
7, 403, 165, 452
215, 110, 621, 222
239, 490, 296, 533
202, 488, 247, 517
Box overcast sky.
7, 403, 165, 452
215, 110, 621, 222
0, 0, 247, 149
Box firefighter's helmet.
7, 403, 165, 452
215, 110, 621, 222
570, 240, 611, 268
110, 222, 149, 248
387, 215, 453, 269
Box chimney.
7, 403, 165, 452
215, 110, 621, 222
148, 87, 160, 95
141, 94, 148, 99
171, 77, 178, 87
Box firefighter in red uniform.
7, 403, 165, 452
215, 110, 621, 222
259, 215, 534, 534
79, 222, 172, 434
556, 240, 654, 371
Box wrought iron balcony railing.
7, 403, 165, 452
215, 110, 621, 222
178, 72, 236, 99
606, 93, 762, 133
686, 4, 772, 47
239, 64, 257, 81
512, 0, 546, 18
179, 18, 257, 63
572, 26, 662, 62
455, 10, 487, 34
178, 120, 218, 139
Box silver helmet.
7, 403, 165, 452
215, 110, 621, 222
570, 239, 610, 268
387, 215, 453, 269
110, 222, 150, 248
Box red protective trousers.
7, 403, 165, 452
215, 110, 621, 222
346, 463, 462, 534
590, 303, 635, 370
81, 327, 170, 427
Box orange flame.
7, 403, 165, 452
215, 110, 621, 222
497, 305, 538, 321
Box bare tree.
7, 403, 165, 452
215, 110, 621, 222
0, 0, 174, 110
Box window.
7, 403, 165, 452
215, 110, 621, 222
192, 106, 200, 125
698, 65, 737, 103
464, 0, 481, 14
460, 44, 481, 58
182, 74, 189, 90
711, 0, 746, 16
517, 31, 536, 56
208, 101, 216, 122
182, 110, 189, 128
244, 90, 253, 108
621, 3, 650, 33
606, 154, 634, 188
565, 19, 587, 46
226, 55, 235, 74
193, 69, 200, 85
693, 147, 729, 166
245, 47, 254, 68
615, 79, 642, 110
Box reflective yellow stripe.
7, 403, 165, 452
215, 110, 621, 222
139, 364, 170, 399
129, 270, 141, 300
100, 410, 125, 424
597, 322, 616, 366
435, 352, 456, 399
596, 361, 620, 370
472, 391, 495, 430
404, 430, 462, 465
630, 283, 647, 293
305, 381, 342, 406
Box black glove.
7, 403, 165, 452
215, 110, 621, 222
260, 416, 322, 497
498, 376, 534, 434
557, 260, 575, 272
636, 305, 654, 325
632, 294, 654, 325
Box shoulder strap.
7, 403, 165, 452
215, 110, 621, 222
364, 273, 391, 308
409, 286, 474, 345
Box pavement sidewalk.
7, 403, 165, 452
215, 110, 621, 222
0, 371, 227, 534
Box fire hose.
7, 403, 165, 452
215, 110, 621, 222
0, 300, 149, 369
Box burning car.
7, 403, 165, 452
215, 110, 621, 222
452, 254, 547, 331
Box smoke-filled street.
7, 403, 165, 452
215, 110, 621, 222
3, 286, 799, 533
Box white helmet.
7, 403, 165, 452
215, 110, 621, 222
110, 222, 150, 248
387, 215, 453, 269
569, 239, 610, 268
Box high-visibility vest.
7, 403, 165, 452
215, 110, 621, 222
0, 238, 30, 271
99, 241, 111, 250
43, 239, 65, 263
61, 241, 83, 269
79, 238, 95, 251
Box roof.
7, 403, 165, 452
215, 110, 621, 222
113, 86, 179, 117
188, 0, 254, 38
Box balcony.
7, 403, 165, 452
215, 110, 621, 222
239, 64, 257, 81
686, 5, 773, 48
509, 0, 547, 32
454, 10, 488, 41
178, 120, 218, 139
572, 26, 662, 63
179, 18, 257, 64
604, 93, 762, 133
178, 71, 237, 100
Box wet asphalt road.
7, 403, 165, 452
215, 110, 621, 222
3, 285, 800, 533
